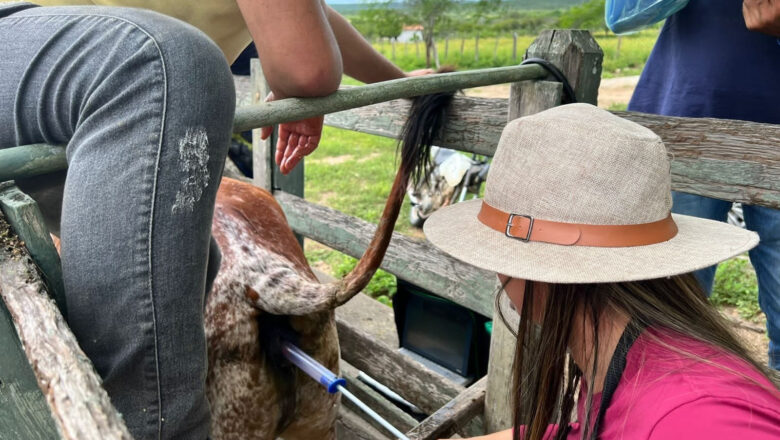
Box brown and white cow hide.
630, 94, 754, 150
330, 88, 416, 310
206, 178, 344, 440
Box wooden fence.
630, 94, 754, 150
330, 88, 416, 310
1, 28, 779, 439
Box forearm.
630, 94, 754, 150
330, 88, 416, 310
322, 2, 405, 83
238, 0, 342, 98
447, 428, 513, 440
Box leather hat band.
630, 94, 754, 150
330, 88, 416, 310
477, 202, 678, 247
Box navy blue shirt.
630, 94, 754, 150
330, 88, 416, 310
629, 0, 780, 124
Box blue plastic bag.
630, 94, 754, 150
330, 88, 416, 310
605, 0, 689, 34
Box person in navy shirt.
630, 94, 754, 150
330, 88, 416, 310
629, 0, 780, 370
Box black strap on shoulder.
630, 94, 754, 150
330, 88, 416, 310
589, 321, 644, 439
519, 57, 578, 104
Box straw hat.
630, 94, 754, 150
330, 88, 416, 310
424, 104, 758, 283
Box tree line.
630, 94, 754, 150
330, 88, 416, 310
349, 0, 607, 67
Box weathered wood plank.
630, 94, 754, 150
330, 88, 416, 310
336, 313, 465, 415
233, 64, 547, 132
251, 58, 274, 191
325, 94, 507, 157
406, 376, 486, 440
334, 285, 400, 348
508, 81, 563, 121
339, 360, 419, 436
0, 212, 131, 440
326, 99, 780, 208
336, 406, 392, 440
5, 109, 779, 209
0, 182, 66, 315
276, 191, 497, 318
525, 29, 603, 105
616, 111, 780, 208
484, 292, 519, 434
0, 298, 59, 440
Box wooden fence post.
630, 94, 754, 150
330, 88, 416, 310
251, 59, 273, 191
483, 29, 603, 434
0, 183, 66, 315
475, 32, 480, 62
525, 30, 603, 105
512, 32, 518, 63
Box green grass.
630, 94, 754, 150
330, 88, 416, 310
607, 102, 627, 111
303, 126, 416, 304
711, 256, 762, 321
368, 29, 659, 77
304, 127, 416, 235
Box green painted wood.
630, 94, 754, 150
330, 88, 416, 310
0, 301, 60, 440
0, 144, 67, 183
275, 191, 496, 318
0, 183, 66, 316
232, 64, 547, 132
0, 66, 545, 182
0, 144, 68, 183
0, 215, 60, 440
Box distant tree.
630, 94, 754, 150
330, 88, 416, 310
375, 6, 405, 39
353, 1, 405, 40
406, 0, 453, 67
557, 0, 607, 34
407, 0, 500, 67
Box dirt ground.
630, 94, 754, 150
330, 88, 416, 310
465, 75, 640, 109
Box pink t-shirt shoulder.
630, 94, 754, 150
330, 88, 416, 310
594, 328, 780, 439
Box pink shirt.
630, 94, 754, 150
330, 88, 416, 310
529, 328, 780, 439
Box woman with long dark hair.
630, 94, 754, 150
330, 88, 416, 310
425, 104, 780, 439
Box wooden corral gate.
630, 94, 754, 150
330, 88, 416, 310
1, 29, 779, 439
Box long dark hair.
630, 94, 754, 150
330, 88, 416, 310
500, 274, 778, 440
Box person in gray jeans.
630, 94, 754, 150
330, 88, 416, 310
1, 1, 412, 438
0, 3, 233, 439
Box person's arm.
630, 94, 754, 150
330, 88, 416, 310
236, 0, 342, 98
321, 1, 405, 83
440, 429, 513, 440
236, 0, 341, 174
743, 0, 780, 37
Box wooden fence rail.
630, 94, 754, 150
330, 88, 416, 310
0, 65, 549, 183
7, 104, 779, 210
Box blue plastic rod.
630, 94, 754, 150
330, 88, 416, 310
281, 342, 410, 440
281, 341, 346, 393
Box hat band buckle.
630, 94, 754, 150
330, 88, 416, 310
506, 214, 534, 242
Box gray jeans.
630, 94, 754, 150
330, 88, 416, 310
0, 3, 235, 439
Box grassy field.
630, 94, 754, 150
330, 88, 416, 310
370, 29, 660, 78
